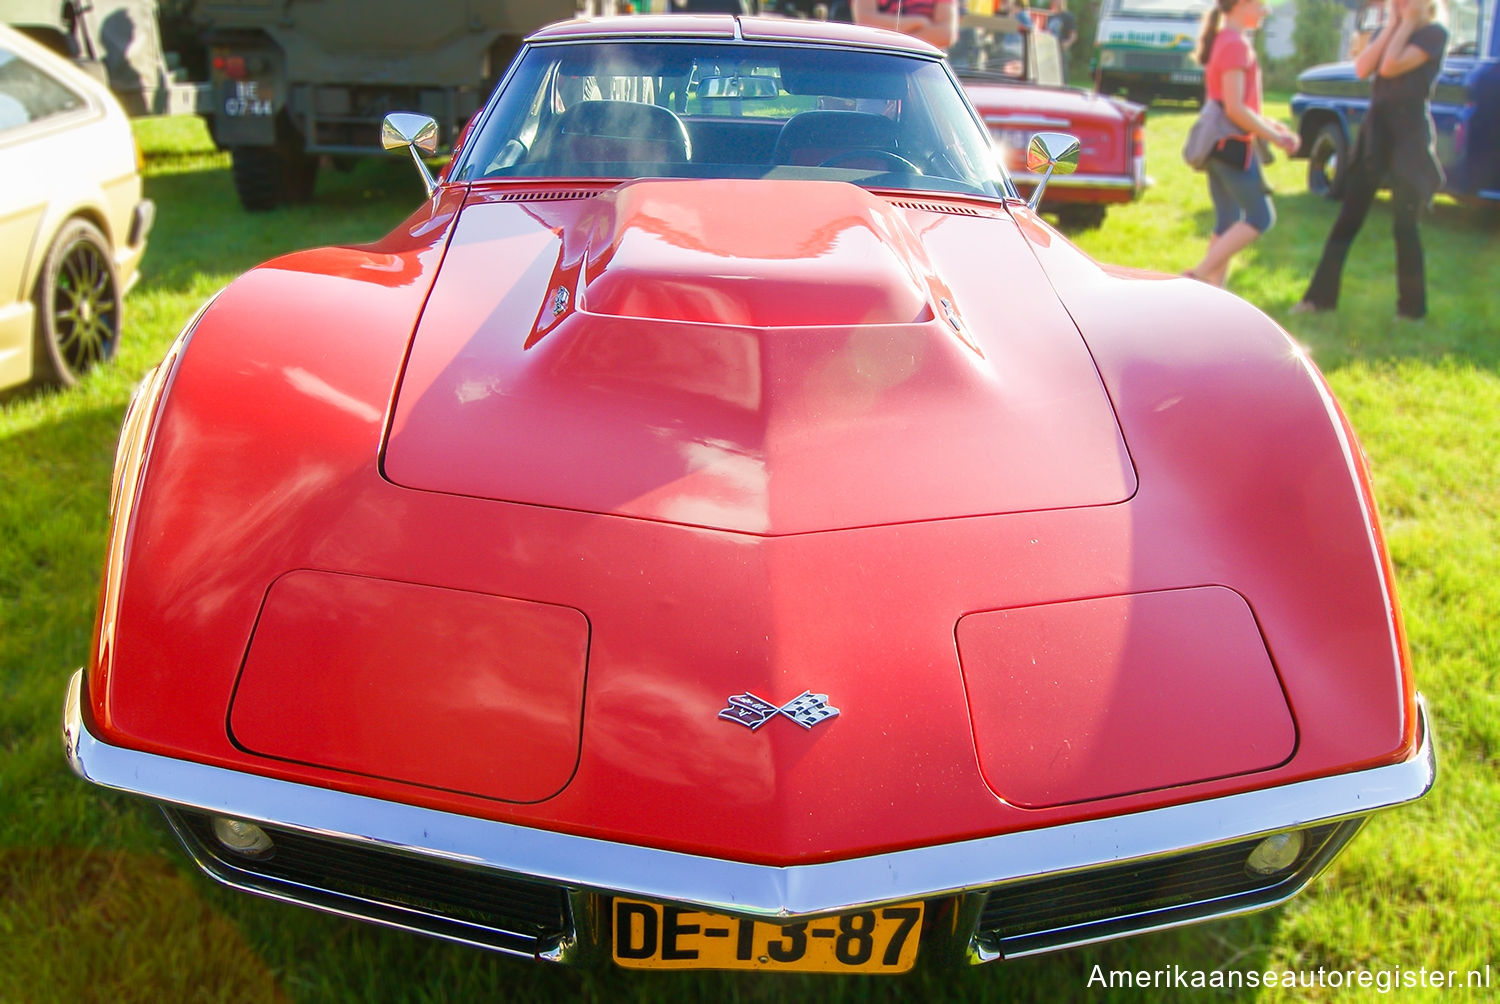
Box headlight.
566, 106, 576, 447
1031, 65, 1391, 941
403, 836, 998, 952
1245, 830, 1305, 875
211, 816, 276, 859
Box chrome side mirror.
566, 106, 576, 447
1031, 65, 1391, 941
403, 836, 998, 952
1025, 131, 1080, 211
382, 112, 439, 196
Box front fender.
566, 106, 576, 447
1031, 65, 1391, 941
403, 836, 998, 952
1015, 208, 1418, 774
85, 186, 466, 750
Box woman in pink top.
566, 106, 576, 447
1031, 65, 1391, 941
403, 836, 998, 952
1186, 0, 1299, 286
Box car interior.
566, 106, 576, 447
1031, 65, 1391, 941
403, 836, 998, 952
456, 40, 1002, 198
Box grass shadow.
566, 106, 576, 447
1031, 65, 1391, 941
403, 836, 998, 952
138, 156, 424, 299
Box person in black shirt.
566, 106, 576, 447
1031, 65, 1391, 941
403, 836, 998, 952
1049, 0, 1077, 56
1293, 0, 1448, 319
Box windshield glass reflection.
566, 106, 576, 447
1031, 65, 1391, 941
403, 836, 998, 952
455, 40, 1005, 199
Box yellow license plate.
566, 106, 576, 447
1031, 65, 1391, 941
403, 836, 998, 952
612, 898, 923, 973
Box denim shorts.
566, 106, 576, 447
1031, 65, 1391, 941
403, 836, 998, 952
1206, 154, 1275, 235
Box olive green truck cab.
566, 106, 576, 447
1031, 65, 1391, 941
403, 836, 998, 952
198, 0, 575, 209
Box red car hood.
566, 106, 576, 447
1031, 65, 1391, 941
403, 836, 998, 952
384, 179, 1134, 534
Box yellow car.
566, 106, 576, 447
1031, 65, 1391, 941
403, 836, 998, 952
0, 23, 153, 390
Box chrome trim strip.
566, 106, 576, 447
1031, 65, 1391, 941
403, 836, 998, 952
985, 114, 1071, 128
1008, 171, 1141, 189
64, 671, 1434, 920
544, 889, 604, 966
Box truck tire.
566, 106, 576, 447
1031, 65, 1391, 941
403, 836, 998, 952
1306, 122, 1348, 201
281, 141, 319, 204
230, 145, 284, 211
229, 124, 319, 211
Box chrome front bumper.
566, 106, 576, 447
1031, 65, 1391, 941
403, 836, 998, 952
63, 670, 1435, 963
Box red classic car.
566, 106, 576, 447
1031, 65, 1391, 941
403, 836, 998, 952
65, 15, 1431, 975
953, 14, 1148, 228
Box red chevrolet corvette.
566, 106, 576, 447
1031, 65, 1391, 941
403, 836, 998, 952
65, 15, 1432, 975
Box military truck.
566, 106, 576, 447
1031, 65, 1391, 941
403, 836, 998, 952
4, 0, 199, 116
194, 0, 576, 210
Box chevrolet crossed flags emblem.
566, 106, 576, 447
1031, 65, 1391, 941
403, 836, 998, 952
718, 691, 840, 731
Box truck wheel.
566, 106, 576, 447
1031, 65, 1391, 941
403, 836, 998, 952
231, 145, 284, 211
31, 219, 121, 387
1307, 122, 1348, 200
281, 142, 319, 203
229, 128, 319, 211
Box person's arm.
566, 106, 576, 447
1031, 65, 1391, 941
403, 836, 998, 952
1353, 5, 1399, 78
1378, 1, 1437, 77
851, 0, 905, 33
924, 0, 959, 48
1221, 68, 1300, 152
850, 0, 957, 48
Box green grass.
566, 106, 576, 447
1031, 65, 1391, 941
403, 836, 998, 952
2, 110, 1495, 1002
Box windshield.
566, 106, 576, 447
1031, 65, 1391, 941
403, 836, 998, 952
454, 40, 1005, 199
948, 24, 1029, 81
1104, 0, 1211, 18
1448, 0, 1487, 56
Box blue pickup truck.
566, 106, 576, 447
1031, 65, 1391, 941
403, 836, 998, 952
1291, 0, 1499, 207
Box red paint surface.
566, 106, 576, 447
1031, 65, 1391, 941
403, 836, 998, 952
385, 180, 1134, 534
86, 182, 1417, 867
229, 571, 589, 802
958, 587, 1296, 808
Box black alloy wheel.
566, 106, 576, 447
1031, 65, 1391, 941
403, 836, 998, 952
32, 218, 121, 387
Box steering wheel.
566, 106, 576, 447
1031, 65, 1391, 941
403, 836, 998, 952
922, 148, 964, 182
817, 149, 922, 174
